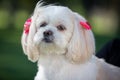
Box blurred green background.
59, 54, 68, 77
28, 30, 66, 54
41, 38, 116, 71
0, 0, 120, 80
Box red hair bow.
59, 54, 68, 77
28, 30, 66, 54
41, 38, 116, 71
80, 21, 91, 30
24, 18, 32, 34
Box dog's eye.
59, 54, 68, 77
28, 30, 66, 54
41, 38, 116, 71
57, 25, 66, 31
40, 22, 47, 27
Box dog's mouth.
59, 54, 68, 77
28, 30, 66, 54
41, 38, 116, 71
42, 36, 54, 43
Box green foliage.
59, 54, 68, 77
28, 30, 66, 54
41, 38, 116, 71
14, 10, 29, 30
0, 9, 10, 29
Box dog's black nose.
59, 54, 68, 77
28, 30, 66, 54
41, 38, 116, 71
43, 30, 53, 37
43, 30, 54, 43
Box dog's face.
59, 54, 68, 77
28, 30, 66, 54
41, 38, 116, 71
33, 6, 74, 55
21, 2, 95, 63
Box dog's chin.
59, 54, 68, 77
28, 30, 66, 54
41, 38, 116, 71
38, 40, 67, 55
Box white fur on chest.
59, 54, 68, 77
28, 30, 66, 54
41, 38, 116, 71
35, 55, 98, 80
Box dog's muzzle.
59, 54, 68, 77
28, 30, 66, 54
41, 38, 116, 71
42, 30, 54, 43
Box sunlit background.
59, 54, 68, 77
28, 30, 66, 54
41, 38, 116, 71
0, 0, 120, 80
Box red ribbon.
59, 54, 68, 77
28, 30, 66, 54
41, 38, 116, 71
24, 18, 31, 34
80, 21, 91, 30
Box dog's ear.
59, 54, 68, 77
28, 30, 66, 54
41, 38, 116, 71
66, 13, 95, 63
21, 17, 40, 62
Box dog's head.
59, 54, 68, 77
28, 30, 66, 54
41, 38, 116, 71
21, 2, 95, 63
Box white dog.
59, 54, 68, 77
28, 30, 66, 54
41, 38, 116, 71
21, 1, 120, 80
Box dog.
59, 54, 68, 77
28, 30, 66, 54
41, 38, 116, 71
21, 1, 120, 80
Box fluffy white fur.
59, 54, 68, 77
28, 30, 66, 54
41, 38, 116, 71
21, 1, 120, 80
